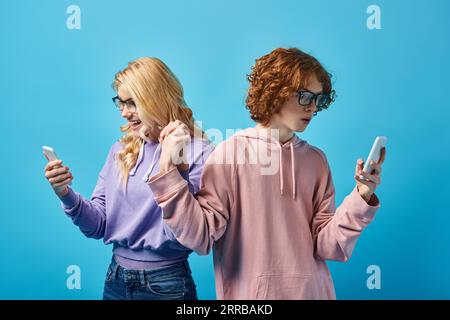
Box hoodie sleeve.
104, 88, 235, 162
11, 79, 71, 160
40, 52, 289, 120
311, 149, 380, 262
148, 142, 234, 255
58, 146, 114, 240
178, 141, 215, 194
161, 141, 215, 241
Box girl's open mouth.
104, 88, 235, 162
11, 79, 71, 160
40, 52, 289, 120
129, 120, 142, 128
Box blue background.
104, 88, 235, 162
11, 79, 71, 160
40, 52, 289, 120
1, 0, 449, 299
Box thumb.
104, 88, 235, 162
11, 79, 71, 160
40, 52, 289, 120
355, 158, 364, 174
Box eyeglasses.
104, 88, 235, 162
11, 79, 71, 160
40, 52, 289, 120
297, 90, 336, 114
112, 96, 137, 112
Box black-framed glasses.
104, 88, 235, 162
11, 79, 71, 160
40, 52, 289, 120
297, 90, 336, 114
112, 96, 137, 112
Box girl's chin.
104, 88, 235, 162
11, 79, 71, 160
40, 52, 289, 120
130, 123, 142, 130
129, 126, 143, 137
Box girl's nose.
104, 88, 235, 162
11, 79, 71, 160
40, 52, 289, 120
121, 107, 131, 118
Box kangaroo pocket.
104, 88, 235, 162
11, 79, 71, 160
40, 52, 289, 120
254, 273, 320, 300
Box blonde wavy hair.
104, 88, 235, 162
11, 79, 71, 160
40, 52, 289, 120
113, 57, 200, 186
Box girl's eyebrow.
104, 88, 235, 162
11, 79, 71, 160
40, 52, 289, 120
118, 96, 134, 102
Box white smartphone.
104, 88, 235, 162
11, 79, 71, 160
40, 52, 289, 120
43, 146, 59, 162
359, 136, 387, 181
42, 146, 71, 187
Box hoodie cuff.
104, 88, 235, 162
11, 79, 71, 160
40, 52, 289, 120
345, 187, 380, 224
148, 167, 188, 203
59, 188, 80, 212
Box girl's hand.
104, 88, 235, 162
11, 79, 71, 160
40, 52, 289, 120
158, 120, 191, 174
44, 159, 74, 197
354, 147, 386, 204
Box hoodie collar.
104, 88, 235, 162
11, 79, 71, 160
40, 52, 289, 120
234, 127, 306, 200
129, 140, 161, 178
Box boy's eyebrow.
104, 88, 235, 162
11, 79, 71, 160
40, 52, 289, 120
299, 88, 323, 95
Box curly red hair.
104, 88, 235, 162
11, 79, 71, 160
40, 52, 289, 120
246, 48, 333, 125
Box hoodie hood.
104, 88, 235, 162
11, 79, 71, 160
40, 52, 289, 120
233, 127, 307, 200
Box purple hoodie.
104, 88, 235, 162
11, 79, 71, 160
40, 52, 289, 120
59, 137, 213, 268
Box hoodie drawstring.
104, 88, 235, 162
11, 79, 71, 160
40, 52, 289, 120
290, 142, 296, 200
278, 143, 284, 195
278, 141, 296, 200
142, 143, 161, 182
130, 142, 145, 176
128, 141, 162, 182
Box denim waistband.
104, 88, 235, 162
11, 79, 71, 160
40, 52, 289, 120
107, 257, 192, 285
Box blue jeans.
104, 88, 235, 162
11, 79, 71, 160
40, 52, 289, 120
102, 257, 198, 300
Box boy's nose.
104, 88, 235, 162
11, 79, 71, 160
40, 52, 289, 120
305, 101, 318, 114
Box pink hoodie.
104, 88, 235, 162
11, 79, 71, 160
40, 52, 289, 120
148, 127, 380, 299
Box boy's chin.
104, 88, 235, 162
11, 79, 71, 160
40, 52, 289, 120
291, 124, 307, 132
